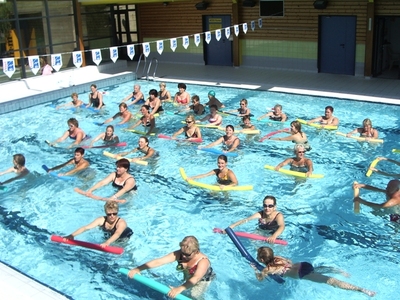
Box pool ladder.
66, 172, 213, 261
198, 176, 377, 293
135, 54, 158, 81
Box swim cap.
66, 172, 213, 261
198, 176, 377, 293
208, 90, 216, 97
386, 179, 400, 197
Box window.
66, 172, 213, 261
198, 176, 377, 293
260, 0, 284, 17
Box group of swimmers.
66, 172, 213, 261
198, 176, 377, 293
3, 81, 399, 298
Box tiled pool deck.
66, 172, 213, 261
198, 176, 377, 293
0, 61, 399, 299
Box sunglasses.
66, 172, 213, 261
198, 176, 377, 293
181, 251, 194, 257
106, 212, 118, 216
263, 204, 275, 208
186, 121, 193, 124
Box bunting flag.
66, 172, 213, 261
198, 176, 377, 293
225, 27, 231, 39
242, 23, 248, 34
143, 43, 150, 57
182, 36, 189, 49
194, 34, 201, 47
156, 40, 164, 55
170, 38, 177, 52
215, 29, 221, 41
110, 47, 118, 63
92, 49, 102, 66
72, 51, 83, 68
258, 18, 263, 28
234, 25, 239, 36
251, 21, 255, 31
51, 54, 62, 72
28, 56, 40, 75
127, 44, 135, 60
2, 58, 15, 78
205, 31, 211, 44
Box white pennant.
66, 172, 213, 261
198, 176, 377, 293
2, 58, 15, 78
194, 34, 201, 47
127, 45, 135, 60
242, 23, 248, 34
51, 54, 62, 72
215, 29, 221, 41
92, 49, 102, 66
234, 25, 239, 36
258, 18, 263, 28
72, 51, 83, 68
205, 31, 211, 44
28, 56, 40, 75
225, 27, 230, 39
170, 38, 177, 52
182, 36, 189, 49
157, 40, 164, 55
251, 21, 255, 31
142, 43, 150, 57
110, 47, 118, 63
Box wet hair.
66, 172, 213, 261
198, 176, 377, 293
209, 104, 218, 111
159, 82, 166, 87
240, 99, 248, 105
257, 247, 289, 269
141, 104, 151, 112
71, 92, 78, 98
218, 154, 228, 163
149, 89, 158, 97
119, 102, 128, 109
179, 236, 200, 253
242, 115, 251, 122
294, 143, 306, 153
104, 201, 119, 212
75, 147, 85, 155
68, 118, 79, 127
186, 114, 195, 123
325, 106, 334, 112
362, 118, 372, 127
90, 84, 97, 89
13, 154, 26, 167
226, 125, 235, 132
139, 136, 149, 145
192, 95, 200, 102
263, 195, 277, 205
178, 83, 186, 90
274, 104, 282, 110
116, 158, 130, 171
106, 125, 115, 133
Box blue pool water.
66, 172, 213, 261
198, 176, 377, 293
0, 80, 399, 299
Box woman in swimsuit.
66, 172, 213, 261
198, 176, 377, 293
127, 105, 156, 135
87, 84, 104, 109
114, 136, 156, 163
197, 104, 223, 126
0, 154, 29, 185
275, 144, 313, 177
258, 104, 287, 122
308, 105, 339, 126
172, 115, 202, 142
82, 158, 137, 203
226, 98, 251, 117
158, 82, 172, 102
240, 115, 256, 130
201, 125, 240, 152
254, 247, 375, 297
174, 83, 190, 105
187, 155, 238, 188
128, 236, 215, 299
144, 89, 163, 115
50, 118, 87, 148
269, 121, 311, 150
226, 195, 285, 243
63, 201, 133, 248
89, 125, 119, 147
347, 118, 378, 139
102, 103, 132, 125
121, 84, 144, 106
56, 93, 84, 110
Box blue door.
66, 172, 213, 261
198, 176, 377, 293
319, 16, 356, 75
204, 15, 232, 66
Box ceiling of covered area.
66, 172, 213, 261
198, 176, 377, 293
79, 0, 191, 5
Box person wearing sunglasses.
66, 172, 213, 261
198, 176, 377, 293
0, 154, 30, 186
172, 115, 202, 142
63, 201, 132, 248
275, 144, 313, 177
128, 236, 215, 299
225, 195, 285, 244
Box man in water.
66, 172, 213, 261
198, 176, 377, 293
46, 147, 89, 176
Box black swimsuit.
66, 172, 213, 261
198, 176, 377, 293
101, 217, 133, 239
90, 92, 102, 108
112, 172, 137, 191
258, 211, 280, 232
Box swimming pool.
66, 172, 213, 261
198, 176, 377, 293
0, 80, 399, 299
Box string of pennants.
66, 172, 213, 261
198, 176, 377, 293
2, 18, 263, 79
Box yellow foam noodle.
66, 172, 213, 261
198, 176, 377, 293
125, 129, 155, 136
238, 129, 260, 135
336, 132, 383, 143
365, 158, 380, 177
297, 119, 338, 130
179, 168, 253, 191
353, 181, 360, 213
103, 151, 148, 166
392, 149, 400, 153
264, 164, 324, 179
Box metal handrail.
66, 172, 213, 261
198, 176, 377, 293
134, 53, 147, 80
146, 57, 158, 81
